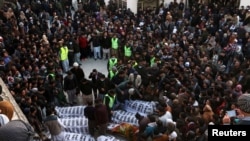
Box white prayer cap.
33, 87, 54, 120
128, 88, 135, 95
0, 114, 9, 126
169, 131, 177, 140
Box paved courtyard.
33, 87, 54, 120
80, 58, 109, 79
73, 58, 108, 105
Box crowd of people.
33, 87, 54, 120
0, 0, 250, 140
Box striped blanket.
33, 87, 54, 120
58, 117, 89, 134
55, 106, 86, 118
124, 100, 157, 116
64, 132, 95, 141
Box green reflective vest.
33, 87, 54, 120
104, 94, 116, 108
109, 58, 118, 70
132, 61, 138, 67
111, 38, 118, 49
124, 46, 132, 57
60, 46, 68, 61
150, 57, 155, 67
47, 73, 55, 81
109, 70, 117, 80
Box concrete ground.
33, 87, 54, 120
72, 58, 127, 141
80, 58, 109, 78
73, 58, 109, 105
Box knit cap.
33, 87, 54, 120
237, 94, 250, 113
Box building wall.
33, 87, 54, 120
240, 0, 250, 8
127, 0, 138, 14
138, 0, 159, 9
123, 0, 246, 14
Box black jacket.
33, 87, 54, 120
63, 74, 78, 91
88, 71, 103, 84
92, 36, 101, 47
101, 36, 111, 49
96, 78, 115, 94
70, 67, 85, 84
79, 79, 93, 95
84, 106, 95, 120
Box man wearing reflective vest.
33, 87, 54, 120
111, 34, 119, 57
150, 55, 155, 67
103, 89, 117, 121
108, 66, 118, 80
59, 40, 69, 73
124, 42, 132, 63
107, 55, 118, 71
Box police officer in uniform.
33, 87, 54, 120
123, 41, 132, 63
108, 66, 118, 80
103, 89, 117, 121
107, 54, 118, 71
58, 40, 69, 73
111, 34, 119, 57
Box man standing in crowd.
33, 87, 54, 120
95, 98, 109, 135
101, 31, 111, 59
65, 33, 74, 66
88, 69, 103, 99
111, 34, 119, 57
70, 62, 85, 90
97, 74, 115, 100
80, 78, 93, 105
58, 40, 69, 73
123, 41, 132, 63
92, 32, 101, 60
44, 80, 59, 106
63, 71, 78, 105
108, 54, 118, 71
72, 35, 82, 65
84, 100, 96, 137
108, 66, 118, 80
103, 89, 117, 121
78, 33, 88, 60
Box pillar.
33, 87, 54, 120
127, 0, 138, 14
105, 0, 110, 6
240, 0, 249, 8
